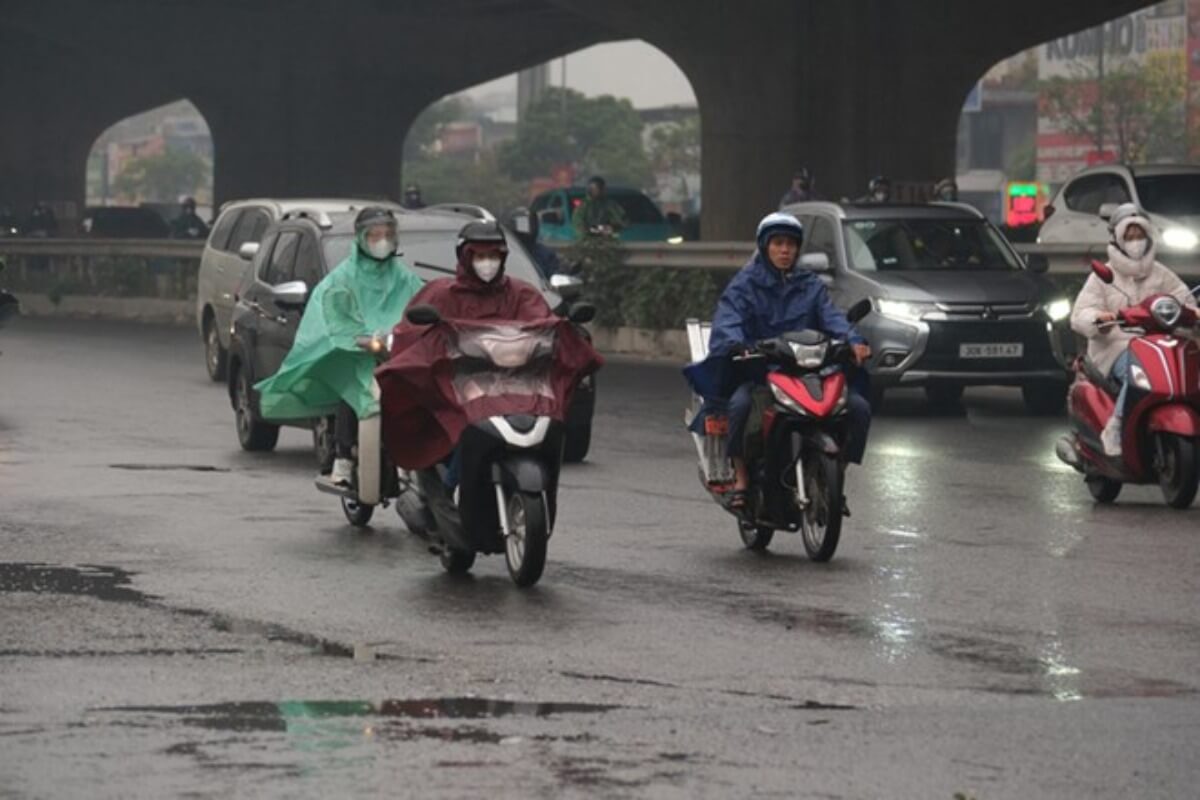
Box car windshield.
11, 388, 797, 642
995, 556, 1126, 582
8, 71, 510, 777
843, 218, 1020, 272
1134, 174, 1200, 216
568, 192, 664, 225
321, 231, 548, 289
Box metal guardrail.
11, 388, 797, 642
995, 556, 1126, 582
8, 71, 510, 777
0, 237, 1176, 276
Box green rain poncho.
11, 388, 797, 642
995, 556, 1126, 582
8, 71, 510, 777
255, 240, 423, 421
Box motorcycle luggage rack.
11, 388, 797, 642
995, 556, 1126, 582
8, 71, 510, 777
686, 318, 735, 485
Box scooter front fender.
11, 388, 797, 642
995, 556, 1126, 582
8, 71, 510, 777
495, 456, 550, 494
357, 414, 382, 505
1146, 404, 1200, 437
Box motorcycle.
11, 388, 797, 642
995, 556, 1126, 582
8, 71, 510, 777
686, 300, 872, 560
387, 303, 597, 587
313, 333, 432, 534
1055, 260, 1200, 508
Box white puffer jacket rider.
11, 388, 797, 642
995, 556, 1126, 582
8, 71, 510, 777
1069, 207, 1197, 375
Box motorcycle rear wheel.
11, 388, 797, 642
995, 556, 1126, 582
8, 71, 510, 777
1157, 434, 1199, 509
738, 520, 774, 551
506, 491, 549, 587
800, 452, 843, 562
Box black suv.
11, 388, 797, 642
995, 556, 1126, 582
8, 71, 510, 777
226, 208, 597, 465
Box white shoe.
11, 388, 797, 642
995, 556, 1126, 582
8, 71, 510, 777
330, 458, 355, 486
1100, 416, 1122, 457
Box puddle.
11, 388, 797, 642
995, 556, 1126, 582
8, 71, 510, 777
0, 563, 151, 603
109, 463, 231, 473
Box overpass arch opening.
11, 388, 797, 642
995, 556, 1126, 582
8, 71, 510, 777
86, 99, 214, 231
954, 0, 1195, 232
400, 39, 700, 234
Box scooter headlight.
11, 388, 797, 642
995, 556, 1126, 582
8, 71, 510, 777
1129, 363, 1152, 391
769, 382, 807, 415
788, 341, 828, 369
1150, 296, 1183, 329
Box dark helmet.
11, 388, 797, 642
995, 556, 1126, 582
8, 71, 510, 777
455, 220, 508, 261
181, 196, 197, 210
504, 206, 538, 241
933, 177, 958, 201
793, 167, 812, 187
354, 205, 397, 234
868, 175, 890, 193
587, 175, 606, 191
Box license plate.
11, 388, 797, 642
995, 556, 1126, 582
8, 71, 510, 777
959, 342, 1023, 359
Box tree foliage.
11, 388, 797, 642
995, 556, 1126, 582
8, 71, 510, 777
499, 88, 652, 189
112, 149, 210, 203
1041, 50, 1187, 163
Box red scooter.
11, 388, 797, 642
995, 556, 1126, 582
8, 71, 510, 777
1056, 260, 1200, 508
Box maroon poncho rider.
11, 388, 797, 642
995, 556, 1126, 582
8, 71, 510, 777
376, 220, 602, 472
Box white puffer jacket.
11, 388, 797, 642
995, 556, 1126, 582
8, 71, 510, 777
1070, 212, 1197, 374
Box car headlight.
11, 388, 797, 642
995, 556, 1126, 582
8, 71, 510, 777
666, 235, 684, 245
875, 298, 935, 322
1044, 297, 1071, 322
1130, 363, 1152, 391
1161, 227, 1199, 251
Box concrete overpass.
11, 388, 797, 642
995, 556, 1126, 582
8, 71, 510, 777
2, 0, 1153, 238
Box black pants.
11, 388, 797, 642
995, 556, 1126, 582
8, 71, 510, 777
335, 402, 357, 459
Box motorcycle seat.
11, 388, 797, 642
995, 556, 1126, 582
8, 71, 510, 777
1079, 356, 1120, 397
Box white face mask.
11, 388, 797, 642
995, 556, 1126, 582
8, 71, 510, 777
473, 257, 502, 282
1123, 239, 1148, 259
366, 237, 395, 260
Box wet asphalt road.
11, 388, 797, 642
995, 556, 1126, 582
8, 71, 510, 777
0, 317, 1198, 799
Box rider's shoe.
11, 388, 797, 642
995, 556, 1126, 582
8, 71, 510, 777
1100, 415, 1123, 457
330, 458, 355, 487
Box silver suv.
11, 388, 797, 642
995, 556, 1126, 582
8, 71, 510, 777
197, 198, 402, 381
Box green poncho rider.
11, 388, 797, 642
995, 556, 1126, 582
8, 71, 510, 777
255, 206, 423, 486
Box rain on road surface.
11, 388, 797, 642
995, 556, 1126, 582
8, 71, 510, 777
1, 318, 1197, 798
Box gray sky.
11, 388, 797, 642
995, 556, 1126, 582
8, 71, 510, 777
464, 40, 696, 110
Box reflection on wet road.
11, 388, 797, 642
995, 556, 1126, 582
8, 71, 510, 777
1, 319, 1198, 798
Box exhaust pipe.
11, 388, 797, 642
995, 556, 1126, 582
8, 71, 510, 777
1055, 435, 1082, 470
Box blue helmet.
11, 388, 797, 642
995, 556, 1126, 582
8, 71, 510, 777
756, 212, 804, 261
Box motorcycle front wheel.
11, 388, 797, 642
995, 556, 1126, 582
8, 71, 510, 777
505, 491, 549, 587
800, 452, 843, 562
738, 520, 774, 551
1157, 433, 1199, 509
341, 496, 374, 527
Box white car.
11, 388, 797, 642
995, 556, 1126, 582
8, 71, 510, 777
197, 198, 403, 381
1038, 164, 1200, 260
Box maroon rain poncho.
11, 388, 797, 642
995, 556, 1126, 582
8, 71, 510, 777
376, 253, 603, 469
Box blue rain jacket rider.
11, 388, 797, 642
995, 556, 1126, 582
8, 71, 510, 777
685, 213, 872, 464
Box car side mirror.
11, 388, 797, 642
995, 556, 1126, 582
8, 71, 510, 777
549, 273, 584, 300
846, 298, 872, 324
538, 209, 564, 227
272, 280, 309, 309
568, 302, 596, 324
1090, 259, 1115, 284
238, 241, 260, 261
799, 252, 832, 273
1098, 203, 1119, 221
1025, 253, 1049, 274
406, 304, 442, 325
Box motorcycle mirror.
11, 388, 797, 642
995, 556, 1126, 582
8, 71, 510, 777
406, 304, 442, 325
568, 302, 596, 324
1090, 259, 1115, 285
550, 273, 584, 300
845, 298, 873, 324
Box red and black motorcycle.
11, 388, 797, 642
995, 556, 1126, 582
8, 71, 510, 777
688, 301, 871, 561
1056, 260, 1200, 508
